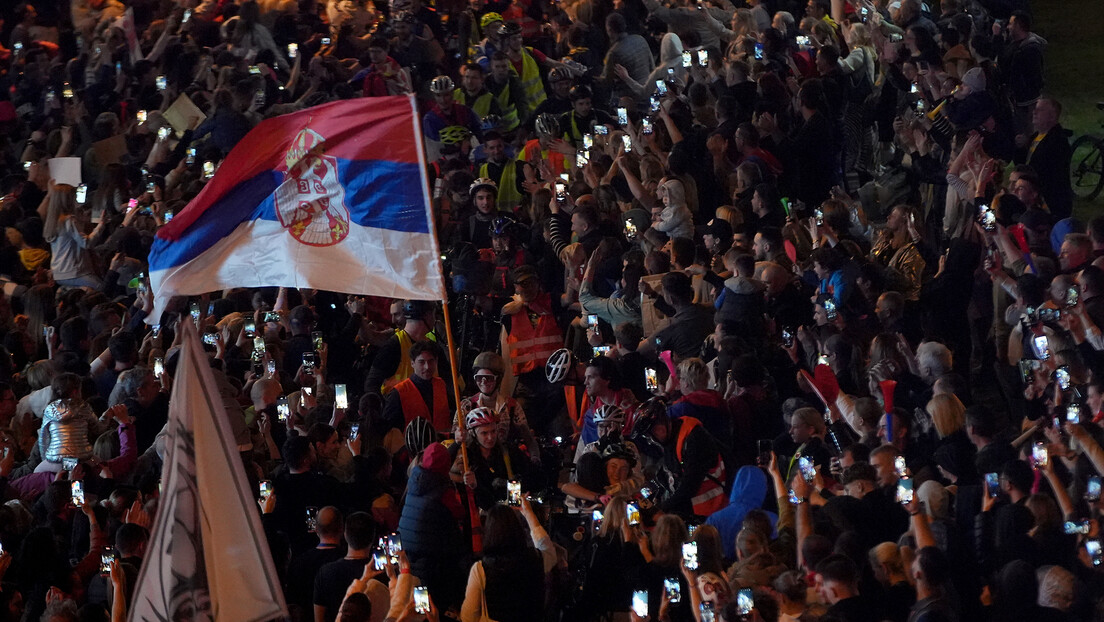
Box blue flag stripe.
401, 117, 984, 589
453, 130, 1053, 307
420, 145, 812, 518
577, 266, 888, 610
150, 159, 427, 271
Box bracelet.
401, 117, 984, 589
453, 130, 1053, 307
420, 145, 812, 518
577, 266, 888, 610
400, 568, 410, 574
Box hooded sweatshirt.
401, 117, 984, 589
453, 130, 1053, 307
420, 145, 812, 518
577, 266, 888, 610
653, 179, 694, 240
705, 466, 778, 560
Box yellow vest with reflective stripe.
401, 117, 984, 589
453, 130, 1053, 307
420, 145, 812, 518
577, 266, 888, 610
480, 160, 523, 211
382, 329, 439, 394
490, 79, 520, 131
453, 88, 494, 119
517, 49, 546, 117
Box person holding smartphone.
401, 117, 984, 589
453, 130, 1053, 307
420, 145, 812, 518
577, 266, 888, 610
460, 352, 540, 464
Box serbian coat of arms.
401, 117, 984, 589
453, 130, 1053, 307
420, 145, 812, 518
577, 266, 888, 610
273, 128, 351, 246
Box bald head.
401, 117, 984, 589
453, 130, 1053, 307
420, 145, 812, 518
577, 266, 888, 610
251, 378, 282, 409
316, 506, 344, 542
759, 262, 790, 296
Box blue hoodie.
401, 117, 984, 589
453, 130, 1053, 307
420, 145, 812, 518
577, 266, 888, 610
704, 466, 778, 561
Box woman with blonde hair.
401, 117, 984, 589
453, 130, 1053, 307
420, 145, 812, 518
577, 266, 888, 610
43, 184, 105, 289
927, 393, 966, 439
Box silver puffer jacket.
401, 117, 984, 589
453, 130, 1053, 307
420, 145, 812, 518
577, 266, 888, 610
38, 398, 102, 463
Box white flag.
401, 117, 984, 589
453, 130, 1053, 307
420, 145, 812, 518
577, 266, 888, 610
129, 322, 287, 622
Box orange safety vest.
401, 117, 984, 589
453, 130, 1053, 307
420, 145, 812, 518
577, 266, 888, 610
395, 376, 451, 434
520, 139, 566, 179
505, 300, 562, 376
674, 417, 728, 517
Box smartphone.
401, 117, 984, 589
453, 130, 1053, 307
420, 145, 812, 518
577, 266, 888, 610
1087, 540, 1102, 566
737, 588, 754, 616
621, 134, 632, 152
585, 314, 599, 330
645, 368, 659, 391
697, 49, 708, 66
642, 118, 654, 134
1055, 366, 1071, 391
507, 480, 522, 507
75, 184, 87, 204
71, 480, 85, 506
798, 456, 815, 482
254, 336, 266, 355
322, 37, 331, 45
335, 384, 348, 410
137, 109, 148, 124
814, 207, 824, 226
253, 360, 265, 377
594, 124, 609, 135
592, 509, 603, 534
896, 478, 914, 504
624, 220, 638, 240
1088, 477, 1102, 502
650, 96, 661, 113
1033, 335, 1050, 360
276, 397, 290, 421
796, 34, 811, 47
203, 161, 215, 179
1064, 520, 1091, 535
627, 502, 641, 525
244, 319, 256, 338
387, 533, 402, 562
157, 126, 170, 141
894, 456, 908, 478
555, 181, 566, 202
756, 440, 772, 466
302, 352, 317, 373
682, 542, 698, 570
305, 506, 319, 532
656, 80, 668, 96
631, 590, 648, 617
202, 332, 218, 346
824, 298, 837, 320
100, 547, 115, 575
700, 602, 716, 622
264, 310, 281, 323
593, 345, 611, 357
156, 75, 167, 91
1018, 358, 1040, 384
373, 548, 388, 570
127, 198, 138, 212
860, 6, 869, 19
288, 43, 298, 58
664, 577, 681, 603
349, 423, 360, 441
616, 107, 628, 126
266, 359, 277, 376
667, 67, 675, 79
985, 472, 1000, 498
259, 480, 273, 500
978, 206, 997, 232
1032, 442, 1049, 467
583, 134, 594, 149
754, 42, 764, 60
1067, 285, 1080, 307
682, 50, 692, 67
781, 328, 794, 348
414, 586, 430, 614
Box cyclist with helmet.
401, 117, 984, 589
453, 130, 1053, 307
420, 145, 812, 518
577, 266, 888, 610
520, 112, 568, 193
389, 12, 444, 87
480, 214, 530, 305
422, 75, 482, 160
471, 11, 505, 69
559, 436, 644, 505
631, 398, 730, 520
559, 85, 613, 148
477, 131, 524, 211
575, 355, 638, 460
449, 406, 536, 510
499, 22, 576, 119
531, 66, 576, 118
365, 300, 452, 398
485, 52, 525, 134
454, 177, 499, 251
459, 351, 539, 463
453, 63, 503, 120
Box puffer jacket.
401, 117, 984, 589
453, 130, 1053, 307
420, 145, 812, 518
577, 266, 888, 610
38, 398, 104, 463
398, 466, 465, 567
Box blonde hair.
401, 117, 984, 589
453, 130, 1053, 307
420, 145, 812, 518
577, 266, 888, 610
599, 495, 629, 539
927, 393, 965, 438
559, 242, 586, 271
869, 542, 904, 576
714, 205, 744, 229
677, 357, 710, 393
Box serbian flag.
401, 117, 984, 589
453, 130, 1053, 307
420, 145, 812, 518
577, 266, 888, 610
148, 96, 444, 320
129, 321, 287, 621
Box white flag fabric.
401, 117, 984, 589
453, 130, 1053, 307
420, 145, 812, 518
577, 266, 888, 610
129, 322, 287, 622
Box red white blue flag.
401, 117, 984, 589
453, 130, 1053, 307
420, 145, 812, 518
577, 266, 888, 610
148, 96, 444, 319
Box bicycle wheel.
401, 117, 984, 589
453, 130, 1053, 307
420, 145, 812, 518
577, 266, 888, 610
1070, 135, 1104, 201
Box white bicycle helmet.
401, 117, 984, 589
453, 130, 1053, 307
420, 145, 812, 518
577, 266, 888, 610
429, 75, 455, 95
465, 406, 496, 430
593, 404, 626, 427
545, 348, 574, 384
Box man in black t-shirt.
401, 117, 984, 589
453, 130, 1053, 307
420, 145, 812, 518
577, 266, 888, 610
314, 512, 388, 622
